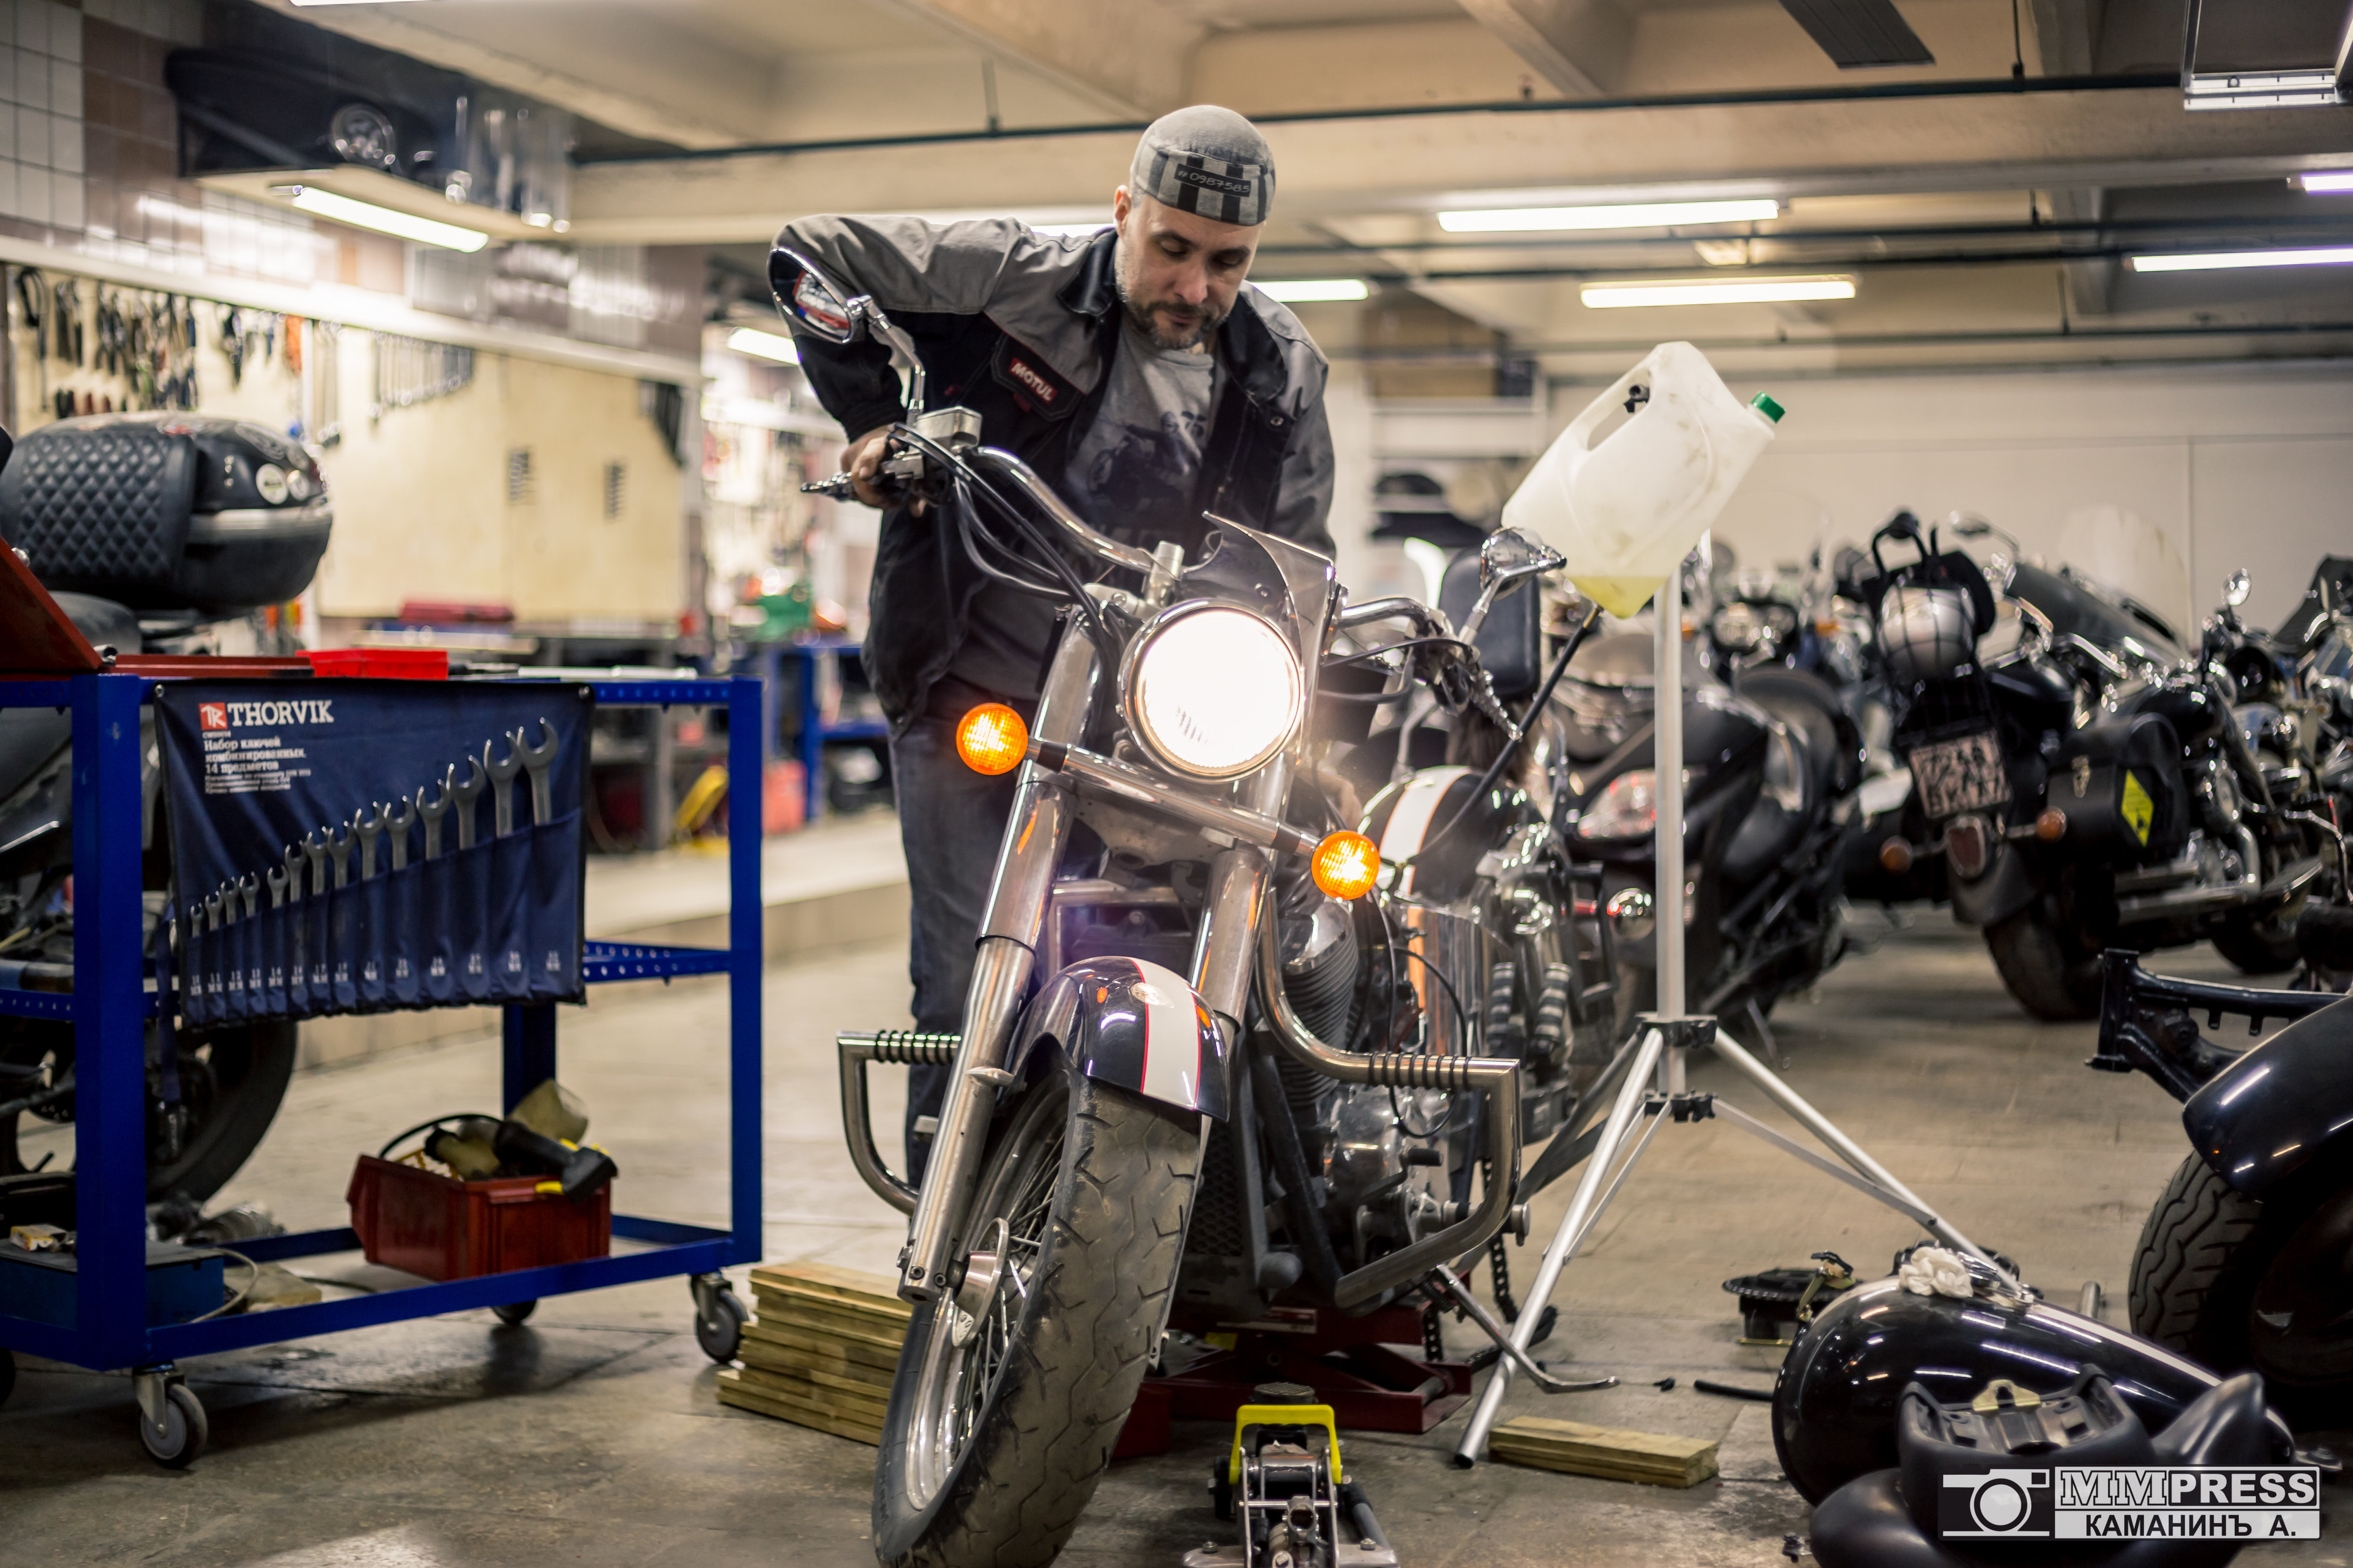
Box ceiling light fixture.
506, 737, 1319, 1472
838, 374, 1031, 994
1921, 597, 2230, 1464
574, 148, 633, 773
1439, 198, 1780, 233
727, 328, 801, 363
1581, 275, 1855, 308
2129, 246, 2353, 272
2296, 171, 2353, 193
275, 185, 489, 252
1254, 279, 1370, 302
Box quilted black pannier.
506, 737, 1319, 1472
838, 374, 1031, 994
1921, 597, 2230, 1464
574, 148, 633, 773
0, 413, 330, 612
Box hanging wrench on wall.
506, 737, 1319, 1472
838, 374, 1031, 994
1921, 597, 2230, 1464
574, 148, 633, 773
382, 796, 415, 870
416, 773, 451, 860
483, 735, 522, 838
516, 720, 558, 826
449, 758, 486, 850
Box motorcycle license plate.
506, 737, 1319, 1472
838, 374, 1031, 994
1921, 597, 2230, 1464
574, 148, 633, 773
1908, 731, 2009, 819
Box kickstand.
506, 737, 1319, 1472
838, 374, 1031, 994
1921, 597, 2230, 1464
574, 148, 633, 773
1746, 997, 1789, 1070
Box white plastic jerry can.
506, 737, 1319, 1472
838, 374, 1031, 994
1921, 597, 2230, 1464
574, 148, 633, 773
1501, 341, 1784, 618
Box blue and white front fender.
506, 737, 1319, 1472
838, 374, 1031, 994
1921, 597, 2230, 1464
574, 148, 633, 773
1005, 958, 1229, 1120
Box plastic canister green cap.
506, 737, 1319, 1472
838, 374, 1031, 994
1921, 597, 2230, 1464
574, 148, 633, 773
1749, 392, 1785, 423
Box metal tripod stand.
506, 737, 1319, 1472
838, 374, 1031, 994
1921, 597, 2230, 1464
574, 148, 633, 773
1454, 558, 2019, 1466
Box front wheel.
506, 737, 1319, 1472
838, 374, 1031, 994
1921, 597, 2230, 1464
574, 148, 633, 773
2211, 910, 2302, 976
2131, 1150, 2353, 1426
873, 1068, 1201, 1568
1985, 898, 2103, 1020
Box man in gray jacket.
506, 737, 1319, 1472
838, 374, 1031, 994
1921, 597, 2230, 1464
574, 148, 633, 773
774, 105, 1336, 1177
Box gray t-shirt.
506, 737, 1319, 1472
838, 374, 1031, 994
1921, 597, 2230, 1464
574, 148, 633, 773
946, 321, 1216, 701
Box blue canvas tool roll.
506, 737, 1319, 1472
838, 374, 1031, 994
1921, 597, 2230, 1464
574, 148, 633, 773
155, 680, 592, 1026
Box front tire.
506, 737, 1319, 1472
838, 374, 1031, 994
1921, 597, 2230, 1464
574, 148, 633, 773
1985, 899, 2103, 1020
2211, 912, 2302, 976
873, 1068, 1201, 1568
2131, 1150, 2353, 1425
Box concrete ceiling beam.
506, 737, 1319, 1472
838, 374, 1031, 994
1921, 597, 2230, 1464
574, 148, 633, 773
246, 0, 761, 149
1455, 0, 1632, 96
878, 0, 1206, 118
568, 86, 2353, 245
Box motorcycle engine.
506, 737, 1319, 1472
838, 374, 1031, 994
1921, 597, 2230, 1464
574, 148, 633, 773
1278, 888, 1458, 1270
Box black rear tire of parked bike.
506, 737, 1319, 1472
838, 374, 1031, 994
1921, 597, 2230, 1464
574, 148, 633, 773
0, 1018, 296, 1204
872, 1067, 1201, 1568
2131, 1149, 2353, 1426
1985, 900, 2103, 1020
2211, 912, 2303, 976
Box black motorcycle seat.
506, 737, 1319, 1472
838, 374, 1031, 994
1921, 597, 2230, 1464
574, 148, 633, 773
1734, 666, 1848, 803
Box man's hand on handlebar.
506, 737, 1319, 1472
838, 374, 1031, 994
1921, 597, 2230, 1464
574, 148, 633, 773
842, 425, 896, 509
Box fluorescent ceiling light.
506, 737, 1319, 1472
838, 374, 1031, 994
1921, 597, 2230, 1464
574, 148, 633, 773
2298, 171, 2353, 192
1581, 275, 1855, 308
277, 185, 488, 252
1029, 221, 1111, 238
727, 328, 801, 363
1439, 199, 1779, 233
2129, 246, 2353, 273
1254, 279, 1369, 302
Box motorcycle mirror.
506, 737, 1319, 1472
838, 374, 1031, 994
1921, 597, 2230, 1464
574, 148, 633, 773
768, 248, 864, 344
2224, 569, 2252, 608
1478, 525, 1565, 593
1463, 526, 1567, 641
766, 245, 930, 418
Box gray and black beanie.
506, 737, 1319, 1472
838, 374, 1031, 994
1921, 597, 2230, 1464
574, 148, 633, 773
1129, 105, 1274, 229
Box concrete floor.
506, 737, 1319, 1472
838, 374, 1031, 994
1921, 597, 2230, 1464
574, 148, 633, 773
4, 914, 2351, 1566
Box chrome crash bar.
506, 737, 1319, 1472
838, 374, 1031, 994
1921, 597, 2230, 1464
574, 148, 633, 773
836, 1030, 960, 1214
1253, 909, 1522, 1309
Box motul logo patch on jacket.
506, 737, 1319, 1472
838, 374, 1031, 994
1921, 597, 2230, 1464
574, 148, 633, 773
991, 338, 1079, 419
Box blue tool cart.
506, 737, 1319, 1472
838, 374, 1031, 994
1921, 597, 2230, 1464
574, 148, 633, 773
0, 667, 765, 1467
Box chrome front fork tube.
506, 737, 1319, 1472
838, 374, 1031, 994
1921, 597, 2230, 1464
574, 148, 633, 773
896, 632, 1099, 1302
1190, 762, 1290, 1036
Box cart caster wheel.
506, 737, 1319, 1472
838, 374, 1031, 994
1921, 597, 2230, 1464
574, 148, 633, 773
492, 1299, 539, 1326
0, 1346, 15, 1408
138, 1383, 206, 1469
692, 1275, 746, 1363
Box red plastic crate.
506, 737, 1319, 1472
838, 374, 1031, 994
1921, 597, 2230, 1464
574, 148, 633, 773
346, 1155, 610, 1282
304, 648, 450, 680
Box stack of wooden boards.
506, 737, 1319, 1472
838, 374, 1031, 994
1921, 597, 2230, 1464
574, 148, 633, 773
715, 1260, 908, 1443
1488, 1414, 1721, 1489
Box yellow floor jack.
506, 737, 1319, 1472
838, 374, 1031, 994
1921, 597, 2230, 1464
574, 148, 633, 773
1184, 1384, 1400, 1568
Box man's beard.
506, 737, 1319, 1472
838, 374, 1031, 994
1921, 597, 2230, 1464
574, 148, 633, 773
1114, 253, 1227, 351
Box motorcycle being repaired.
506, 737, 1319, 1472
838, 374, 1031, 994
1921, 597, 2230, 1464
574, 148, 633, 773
779, 249, 1628, 1568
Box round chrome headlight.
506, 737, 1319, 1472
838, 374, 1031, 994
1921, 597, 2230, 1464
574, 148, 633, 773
1123, 602, 1302, 779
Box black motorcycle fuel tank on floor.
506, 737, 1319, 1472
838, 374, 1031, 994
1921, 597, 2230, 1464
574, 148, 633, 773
1773, 1274, 2295, 1505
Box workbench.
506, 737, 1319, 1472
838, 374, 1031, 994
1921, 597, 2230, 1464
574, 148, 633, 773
0, 668, 765, 1464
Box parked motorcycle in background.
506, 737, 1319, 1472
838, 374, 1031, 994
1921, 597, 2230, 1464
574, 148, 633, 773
1556, 551, 1867, 1058
1859, 512, 2324, 1019
0, 415, 331, 1204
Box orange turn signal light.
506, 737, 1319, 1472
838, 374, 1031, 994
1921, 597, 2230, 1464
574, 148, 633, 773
1311, 830, 1381, 900
1878, 837, 1914, 875
2035, 808, 2068, 842
955, 703, 1028, 776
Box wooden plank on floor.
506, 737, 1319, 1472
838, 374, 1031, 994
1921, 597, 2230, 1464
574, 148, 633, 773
732, 1363, 891, 1420
740, 1338, 896, 1393
749, 1261, 912, 1319
742, 1317, 904, 1374
749, 1289, 911, 1349
717, 1369, 884, 1445
1488, 1416, 1721, 1489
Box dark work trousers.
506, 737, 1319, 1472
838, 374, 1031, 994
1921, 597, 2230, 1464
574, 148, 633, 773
889, 688, 1029, 1185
